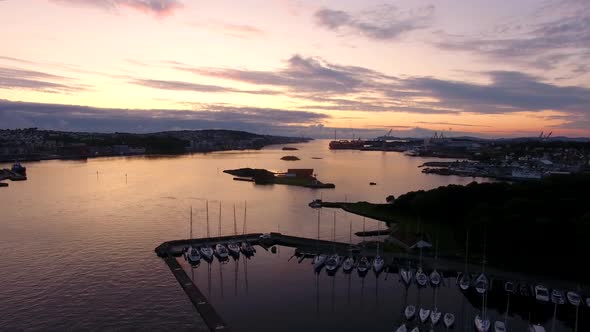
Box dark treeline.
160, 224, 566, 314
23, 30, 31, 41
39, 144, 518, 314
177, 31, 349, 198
392, 174, 590, 280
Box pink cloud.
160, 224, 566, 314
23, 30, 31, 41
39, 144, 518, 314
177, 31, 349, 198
49, 0, 183, 17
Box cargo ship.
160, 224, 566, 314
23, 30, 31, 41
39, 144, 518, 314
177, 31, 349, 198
328, 139, 366, 150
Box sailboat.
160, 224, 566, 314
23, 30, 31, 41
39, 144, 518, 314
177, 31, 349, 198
410, 327, 419, 332
430, 240, 441, 286
395, 324, 408, 332
325, 212, 342, 275
415, 268, 428, 287
475, 234, 489, 295
401, 266, 413, 286
475, 314, 491, 332
443, 313, 455, 328
227, 204, 240, 258
567, 291, 581, 306
494, 321, 506, 332
200, 201, 214, 261
457, 230, 471, 291
419, 308, 430, 323
405, 305, 416, 320
373, 222, 384, 274
356, 217, 370, 277
430, 308, 441, 325
342, 221, 355, 273
240, 201, 255, 256
214, 202, 229, 261
186, 206, 201, 264
551, 289, 565, 304
312, 210, 327, 271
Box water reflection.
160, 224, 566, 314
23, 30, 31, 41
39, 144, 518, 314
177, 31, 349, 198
177, 241, 587, 332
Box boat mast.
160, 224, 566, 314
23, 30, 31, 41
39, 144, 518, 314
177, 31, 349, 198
333, 211, 336, 252
243, 201, 247, 239
233, 204, 237, 237
206, 200, 210, 238
465, 230, 470, 273
218, 201, 222, 237
190, 206, 193, 239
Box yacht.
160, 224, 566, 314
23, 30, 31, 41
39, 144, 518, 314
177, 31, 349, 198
551, 289, 565, 304
528, 324, 546, 332
519, 283, 532, 297
405, 305, 416, 320
356, 256, 370, 275
415, 268, 428, 287
308, 199, 322, 208
504, 281, 515, 294
534, 284, 550, 302
419, 308, 430, 323
566, 291, 581, 306
458, 272, 471, 291
325, 254, 342, 274
227, 242, 240, 257
429, 269, 441, 287
395, 324, 407, 332
494, 321, 506, 332
474, 314, 491, 332
342, 256, 354, 273
313, 254, 328, 271
200, 246, 214, 261
186, 246, 201, 264
410, 327, 419, 332
443, 313, 455, 328
373, 255, 385, 274
475, 273, 489, 294
215, 243, 229, 260
430, 308, 441, 325
400, 268, 413, 286
240, 241, 255, 256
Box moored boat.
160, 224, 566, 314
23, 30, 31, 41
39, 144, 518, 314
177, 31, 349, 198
429, 269, 441, 287
215, 243, 229, 260
528, 324, 546, 332
410, 327, 419, 332
534, 284, 550, 302
494, 321, 506, 332
419, 308, 430, 323
342, 256, 354, 273
443, 313, 455, 328
187, 246, 201, 264
11, 162, 26, 175
458, 272, 471, 291
401, 268, 413, 286
313, 254, 327, 270
395, 324, 407, 332
430, 308, 441, 325
308, 199, 322, 208
475, 273, 489, 294
504, 281, 515, 294
566, 291, 581, 306
405, 305, 416, 320
227, 242, 240, 257
519, 283, 532, 297
200, 246, 214, 261
415, 268, 428, 287
373, 255, 384, 274
474, 314, 491, 332
357, 256, 370, 275
325, 254, 342, 274
551, 289, 565, 304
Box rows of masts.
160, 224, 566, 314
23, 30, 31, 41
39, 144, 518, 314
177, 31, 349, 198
185, 201, 255, 266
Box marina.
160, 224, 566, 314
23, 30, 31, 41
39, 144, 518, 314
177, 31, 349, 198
156, 232, 589, 332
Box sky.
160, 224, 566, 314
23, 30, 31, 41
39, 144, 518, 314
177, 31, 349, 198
0, 0, 589, 138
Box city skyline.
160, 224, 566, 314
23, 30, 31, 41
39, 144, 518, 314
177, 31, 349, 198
1, 0, 589, 138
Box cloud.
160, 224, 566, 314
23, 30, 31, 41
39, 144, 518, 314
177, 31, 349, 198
189, 21, 265, 39
0, 67, 87, 92
314, 4, 435, 40
129, 78, 279, 95
49, 0, 183, 17
0, 99, 327, 134
436, 0, 590, 70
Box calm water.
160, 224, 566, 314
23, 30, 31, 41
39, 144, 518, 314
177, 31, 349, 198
0, 140, 583, 330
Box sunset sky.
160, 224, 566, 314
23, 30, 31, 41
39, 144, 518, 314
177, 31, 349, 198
0, 0, 589, 138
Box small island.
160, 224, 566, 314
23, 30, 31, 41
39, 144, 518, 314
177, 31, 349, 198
281, 155, 300, 161
224, 168, 335, 188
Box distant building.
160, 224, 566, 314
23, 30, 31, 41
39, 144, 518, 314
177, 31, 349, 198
286, 169, 314, 178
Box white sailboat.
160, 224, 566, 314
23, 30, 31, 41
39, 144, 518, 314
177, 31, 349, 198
429, 269, 441, 287
313, 210, 326, 271
528, 324, 546, 332
395, 324, 407, 332
240, 202, 255, 256
356, 217, 369, 276
342, 221, 354, 273
566, 291, 581, 306
401, 268, 413, 286
494, 321, 506, 332
458, 230, 470, 291
415, 268, 428, 287
475, 314, 491, 332
214, 202, 229, 261
405, 305, 416, 320
373, 222, 384, 274
200, 201, 214, 261
475, 234, 489, 295
534, 285, 550, 302
325, 212, 342, 275
443, 313, 455, 328
419, 308, 430, 323
227, 204, 240, 258
430, 308, 441, 325
410, 327, 419, 332
551, 289, 565, 304
186, 206, 201, 264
